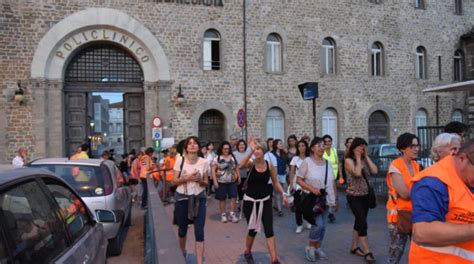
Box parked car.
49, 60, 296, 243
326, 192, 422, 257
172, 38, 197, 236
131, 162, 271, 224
28, 158, 132, 256
0, 167, 116, 263
367, 144, 400, 176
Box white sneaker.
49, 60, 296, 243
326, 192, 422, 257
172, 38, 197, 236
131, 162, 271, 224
221, 213, 228, 223
315, 248, 328, 260
229, 212, 239, 223
305, 222, 312, 230
305, 246, 317, 262
295, 225, 304, 234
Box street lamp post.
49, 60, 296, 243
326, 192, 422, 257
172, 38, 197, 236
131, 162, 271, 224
89, 121, 95, 157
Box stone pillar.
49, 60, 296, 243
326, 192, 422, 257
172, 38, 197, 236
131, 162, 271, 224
46, 80, 64, 157
144, 82, 160, 148
157, 81, 173, 138
31, 78, 48, 158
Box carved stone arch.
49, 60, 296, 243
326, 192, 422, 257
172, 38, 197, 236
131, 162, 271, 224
30, 7, 170, 82
191, 101, 234, 140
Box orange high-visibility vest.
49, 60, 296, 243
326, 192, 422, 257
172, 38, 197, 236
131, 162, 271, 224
139, 155, 151, 179
409, 156, 474, 263
163, 156, 176, 181
130, 157, 141, 180
386, 157, 420, 223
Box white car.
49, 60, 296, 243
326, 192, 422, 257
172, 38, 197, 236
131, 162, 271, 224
29, 158, 132, 256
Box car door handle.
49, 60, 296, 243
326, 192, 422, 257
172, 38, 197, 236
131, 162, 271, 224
83, 254, 90, 264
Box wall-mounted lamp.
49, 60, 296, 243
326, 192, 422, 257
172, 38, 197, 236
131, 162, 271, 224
14, 81, 25, 105
176, 84, 185, 106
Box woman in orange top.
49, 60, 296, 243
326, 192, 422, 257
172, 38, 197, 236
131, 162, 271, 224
386, 133, 420, 264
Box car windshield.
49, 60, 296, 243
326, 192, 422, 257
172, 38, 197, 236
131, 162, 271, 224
381, 145, 400, 156
30, 164, 111, 197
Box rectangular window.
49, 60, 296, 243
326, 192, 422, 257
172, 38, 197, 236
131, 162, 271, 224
454, 58, 462, 81
416, 55, 425, 79
321, 46, 334, 74
415, 0, 424, 9
454, 0, 462, 14
266, 42, 282, 72
372, 50, 382, 76
438, 56, 442, 80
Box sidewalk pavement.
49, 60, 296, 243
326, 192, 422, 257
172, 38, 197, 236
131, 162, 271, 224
164, 192, 409, 264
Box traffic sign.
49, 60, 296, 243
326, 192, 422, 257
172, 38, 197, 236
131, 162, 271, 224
237, 109, 246, 128
154, 140, 161, 152
152, 128, 162, 140
152, 116, 162, 128
298, 82, 319, 101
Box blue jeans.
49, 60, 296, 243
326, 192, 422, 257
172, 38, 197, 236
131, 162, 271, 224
309, 210, 328, 242
175, 196, 207, 242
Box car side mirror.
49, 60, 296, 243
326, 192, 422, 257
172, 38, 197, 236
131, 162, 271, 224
95, 209, 118, 223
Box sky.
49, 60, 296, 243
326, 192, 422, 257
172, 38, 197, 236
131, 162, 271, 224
92, 92, 123, 103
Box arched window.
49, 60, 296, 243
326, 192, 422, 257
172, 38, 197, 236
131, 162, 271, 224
321, 38, 335, 74
203, 29, 221, 70
454, 50, 463, 81
322, 108, 338, 148
416, 46, 426, 79
371, 42, 383, 76
266, 107, 284, 140
452, 110, 463, 122
266, 34, 282, 72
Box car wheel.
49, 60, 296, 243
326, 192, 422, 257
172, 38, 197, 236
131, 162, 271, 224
124, 203, 132, 227
107, 233, 123, 256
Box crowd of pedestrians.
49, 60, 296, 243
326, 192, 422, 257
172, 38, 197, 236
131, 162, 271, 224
9, 120, 474, 263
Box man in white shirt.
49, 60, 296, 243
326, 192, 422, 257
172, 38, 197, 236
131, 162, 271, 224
12, 147, 28, 167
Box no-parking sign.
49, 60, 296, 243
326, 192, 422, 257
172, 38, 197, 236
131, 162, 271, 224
237, 109, 246, 128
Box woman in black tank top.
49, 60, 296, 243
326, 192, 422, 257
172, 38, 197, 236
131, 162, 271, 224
239, 138, 284, 264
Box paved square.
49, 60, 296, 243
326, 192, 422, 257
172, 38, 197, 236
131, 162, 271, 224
165, 192, 409, 264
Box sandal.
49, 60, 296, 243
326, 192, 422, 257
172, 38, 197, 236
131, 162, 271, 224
364, 252, 376, 263
350, 247, 365, 256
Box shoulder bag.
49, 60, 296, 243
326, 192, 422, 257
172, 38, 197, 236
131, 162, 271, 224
302, 160, 329, 225
362, 169, 377, 209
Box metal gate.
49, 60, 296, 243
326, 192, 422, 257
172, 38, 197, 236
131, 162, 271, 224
64, 43, 144, 155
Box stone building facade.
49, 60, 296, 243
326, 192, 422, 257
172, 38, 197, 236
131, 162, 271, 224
0, 0, 473, 162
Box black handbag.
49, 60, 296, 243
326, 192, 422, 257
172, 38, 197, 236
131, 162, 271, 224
301, 160, 329, 225
362, 172, 376, 209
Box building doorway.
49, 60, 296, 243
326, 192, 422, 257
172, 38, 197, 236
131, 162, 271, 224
198, 110, 226, 147
368, 110, 390, 144
64, 43, 144, 157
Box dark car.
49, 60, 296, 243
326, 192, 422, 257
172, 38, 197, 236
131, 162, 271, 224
0, 167, 116, 263
28, 158, 132, 256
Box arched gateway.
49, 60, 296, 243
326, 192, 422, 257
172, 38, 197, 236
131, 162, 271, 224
30, 8, 171, 157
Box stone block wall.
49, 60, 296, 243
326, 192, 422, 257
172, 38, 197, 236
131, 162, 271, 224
0, 0, 473, 162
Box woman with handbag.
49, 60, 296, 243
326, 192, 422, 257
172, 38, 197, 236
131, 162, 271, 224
212, 141, 241, 223
171, 136, 209, 264
296, 137, 337, 262
239, 137, 284, 264
289, 139, 311, 233
386, 133, 420, 264
344, 137, 378, 263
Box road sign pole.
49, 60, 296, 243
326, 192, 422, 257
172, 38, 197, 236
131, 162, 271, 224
312, 98, 316, 138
